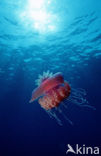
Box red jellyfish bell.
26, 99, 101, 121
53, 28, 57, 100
29, 71, 95, 126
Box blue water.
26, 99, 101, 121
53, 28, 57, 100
0, 0, 101, 155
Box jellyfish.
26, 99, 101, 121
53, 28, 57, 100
29, 71, 95, 126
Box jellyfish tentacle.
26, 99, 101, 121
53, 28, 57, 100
74, 103, 96, 110
67, 96, 86, 105
67, 88, 87, 105
56, 107, 73, 125
72, 88, 86, 96
61, 101, 68, 108
46, 110, 63, 126
67, 88, 96, 110
62, 113, 73, 125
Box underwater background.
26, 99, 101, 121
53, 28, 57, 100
0, 0, 101, 155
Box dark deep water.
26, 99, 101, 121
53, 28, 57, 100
0, 0, 101, 156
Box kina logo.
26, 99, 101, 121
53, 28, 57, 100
66, 144, 100, 155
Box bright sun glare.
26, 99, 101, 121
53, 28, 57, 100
20, 0, 58, 33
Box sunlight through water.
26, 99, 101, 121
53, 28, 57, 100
0, 0, 101, 82
19, 0, 58, 33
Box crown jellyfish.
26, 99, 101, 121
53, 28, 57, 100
29, 71, 95, 126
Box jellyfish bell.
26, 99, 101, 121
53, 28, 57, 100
29, 71, 95, 126
41, 72, 64, 92
29, 72, 64, 103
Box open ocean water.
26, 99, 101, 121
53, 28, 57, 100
0, 0, 101, 156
